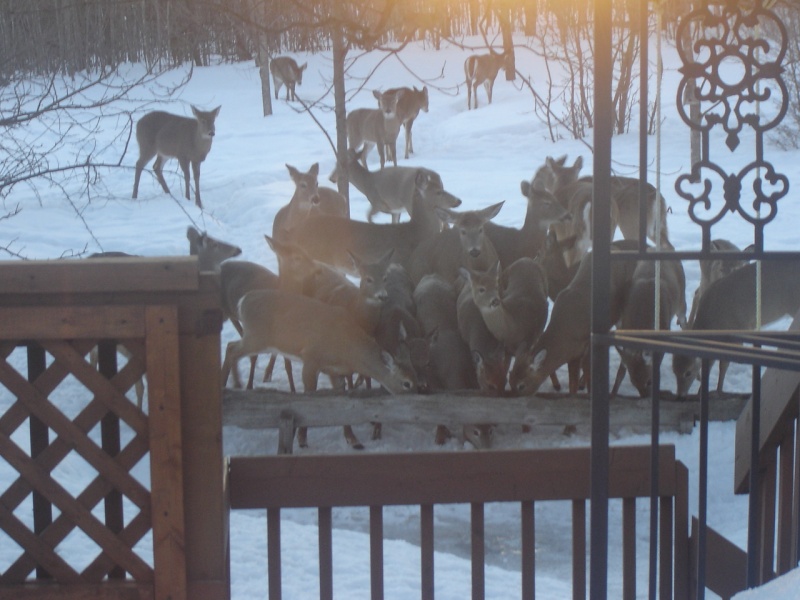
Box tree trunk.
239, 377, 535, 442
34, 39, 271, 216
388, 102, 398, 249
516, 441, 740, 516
332, 27, 350, 213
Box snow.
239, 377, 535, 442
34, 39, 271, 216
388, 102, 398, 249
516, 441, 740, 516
2, 33, 799, 599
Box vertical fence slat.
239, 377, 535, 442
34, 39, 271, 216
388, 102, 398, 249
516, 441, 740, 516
660, 496, 673, 599
697, 359, 710, 600
319, 507, 333, 600
471, 503, 485, 600
98, 340, 124, 580
521, 500, 535, 600
370, 505, 384, 600
778, 428, 795, 574
146, 306, 187, 600
760, 456, 776, 584
421, 503, 434, 600
674, 462, 690, 600
26, 343, 51, 581
622, 498, 635, 600
747, 365, 763, 588
267, 507, 281, 600
573, 499, 586, 600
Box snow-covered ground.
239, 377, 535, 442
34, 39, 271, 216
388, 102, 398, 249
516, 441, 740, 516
2, 32, 799, 598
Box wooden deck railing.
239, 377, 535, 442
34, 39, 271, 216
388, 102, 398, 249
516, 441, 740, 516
228, 445, 690, 599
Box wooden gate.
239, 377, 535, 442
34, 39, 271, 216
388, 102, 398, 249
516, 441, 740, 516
0, 258, 228, 600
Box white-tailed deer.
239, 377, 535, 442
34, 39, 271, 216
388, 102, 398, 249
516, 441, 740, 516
221, 289, 417, 450
612, 259, 687, 398
89, 226, 241, 407
527, 155, 584, 193
270, 56, 307, 101
536, 228, 580, 303
460, 258, 549, 363
510, 241, 640, 395
289, 165, 461, 276
672, 260, 800, 399
132, 105, 221, 208
273, 163, 349, 240
347, 90, 401, 169
464, 50, 505, 109
687, 239, 750, 326
484, 183, 571, 270
408, 201, 504, 285
330, 147, 446, 224
455, 281, 510, 393
383, 86, 429, 159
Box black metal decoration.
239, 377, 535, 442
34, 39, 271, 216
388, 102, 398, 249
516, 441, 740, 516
674, 0, 788, 250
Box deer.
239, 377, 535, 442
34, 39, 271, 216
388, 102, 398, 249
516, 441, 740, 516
408, 201, 504, 286
687, 239, 751, 326
132, 105, 221, 209
347, 90, 401, 169
527, 155, 584, 194
221, 288, 417, 450
413, 274, 493, 449
672, 259, 800, 399
483, 182, 571, 270
288, 165, 461, 276
89, 226, 242, 407
330, 147, 444, 224
509, 241, 640, 396
382, 86, 429, 159
464, 50, 505, 109
273, 163, 350, 242
611, 258, 687, 398
270, 56, 307, 101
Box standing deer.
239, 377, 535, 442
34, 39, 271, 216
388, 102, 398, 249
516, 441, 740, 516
132, 105, 221, 208
270, 56, 307, 101
464, 50, 505, 109
612, 259, 687, 398
289, 167, 461, 275
408, 201, 504, 285
673, 260, 800, 399
484, 180, 571, 268
273, 162, 349, 241
527, 155, 584, 194
382, 86, 429, 159
221, 289, 417, 450
510, 241, 640, 395
347, 90, 401, 169
687, 239, 750, 326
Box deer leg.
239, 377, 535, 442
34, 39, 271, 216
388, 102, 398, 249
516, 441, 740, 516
549, 373, 562, 391
246, 355, 257, 390
567, 358, 582, 395
484, 80, 492, 105
132, 151, 154, 199
610, 363, 627, 398
404, 120, 413, 158
152, 155, 171, 195
191, 160, 202, 208
716, 360, 729, 396
284, 358, 296, 393
371, 422, 382, 440
435, 425, 452, 445
221, 341, 242, 388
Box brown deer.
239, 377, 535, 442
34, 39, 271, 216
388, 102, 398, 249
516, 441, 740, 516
673, 259, 800, 399
347, 90, 401, 169
132, 105, 221, 208
270, 56, 307, 101
612, 259, 687, 398
221, 289, 417, 450
464, 50, 505, 109
687, 239, 750, 326
382, 86, 429, 159
408, 201, 504, 285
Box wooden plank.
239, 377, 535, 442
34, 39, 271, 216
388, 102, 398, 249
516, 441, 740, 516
622, 498, 635, 600
521, 501, 535, 600
318, 507, 333, 600
471, 503, 485, 600
370, 506, 384, 600
177, 328, 228, 596
572, 500, 586, 600
660, 496, 673, 599
0, 257, 199, 295
674, 462, 690, 600
2, 581, 154, 599
0, 306, 145, 340
760, 459, 777, 583
691, 517, 747, 600
421, 504, 434, 600
778, 427, 795, 574
229, 446, 678, 509
735, 308, 800, 493
223, 389, 747, 435
267, 508, 281, 600
145, 306, 187, 600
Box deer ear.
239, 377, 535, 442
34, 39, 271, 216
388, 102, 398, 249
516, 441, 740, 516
285, 164, 299, 179
212, 105, 221, 117
520, 180, 531, 197
309, 163, 320, 178
415, 170, 431, 190
372, 89, 382, 100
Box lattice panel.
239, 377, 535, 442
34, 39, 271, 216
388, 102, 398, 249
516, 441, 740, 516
0, 338, 153, 584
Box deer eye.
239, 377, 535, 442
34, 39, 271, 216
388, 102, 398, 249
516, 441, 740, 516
365, 277, 374, 284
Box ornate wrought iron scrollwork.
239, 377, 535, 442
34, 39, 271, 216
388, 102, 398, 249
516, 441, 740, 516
674, 0, 788, 246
